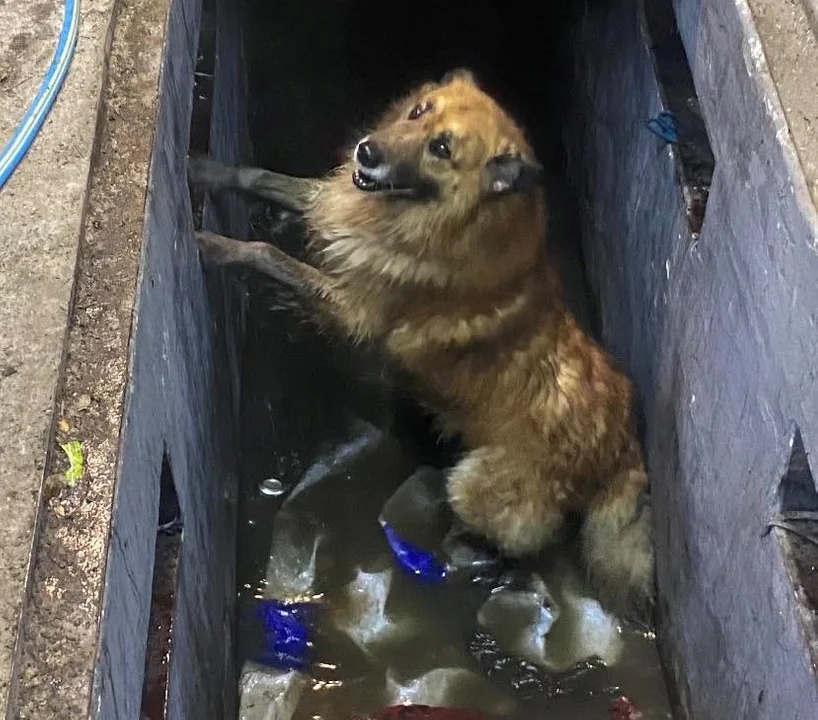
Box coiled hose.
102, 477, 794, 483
0, 0, 80, 190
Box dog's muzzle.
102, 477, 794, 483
353, 139, 393, 192
351, 139, 436, 198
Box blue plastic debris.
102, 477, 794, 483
251, 599, 314, 670
646, 112, 679, 143
381, 521, 449, 584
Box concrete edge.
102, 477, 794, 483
740, 0, 818, 224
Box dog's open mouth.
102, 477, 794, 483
353, 169, 417, 194
352, 165, 437, 199
352, 169, 386, 192
352, 168, 420, 195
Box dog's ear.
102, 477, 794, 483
482, 153, 544, 196
441, 68, 478, 87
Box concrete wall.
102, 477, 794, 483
567, 0, 818, 718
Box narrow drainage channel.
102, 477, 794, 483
222, 1, 676, 718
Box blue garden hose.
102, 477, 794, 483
0, 0, 80, 190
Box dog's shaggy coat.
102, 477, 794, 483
189, 69, 655, 620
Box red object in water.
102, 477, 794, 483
357, 706, 493, 720
609, 696, 644, 720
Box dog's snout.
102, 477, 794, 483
356, 140, 384, 169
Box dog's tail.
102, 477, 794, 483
581, 460, 656, 624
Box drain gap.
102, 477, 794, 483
642, 0, 716, 238
140, 452, 184, 720
773, 425, 818, 662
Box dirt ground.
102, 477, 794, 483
0, 0, 116, 710
0, 0, 169, 714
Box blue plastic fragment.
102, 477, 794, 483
646, 112, 679, 143
251, 599, 314, 671
380, 521, 448, 584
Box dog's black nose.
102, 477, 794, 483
356, 140, 383, 169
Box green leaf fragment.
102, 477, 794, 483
60, 440, 84, 486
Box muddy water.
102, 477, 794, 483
234, 403, 673, 719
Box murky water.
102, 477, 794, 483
234, 416, 673, 720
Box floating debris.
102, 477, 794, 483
260, 477, 286, 496
609, 695, 644, 720
381, 522, 448, 584
440, 525, 499, 575
379, 466, 450, 546
384, 668, 516, 715
283, 420, 385, 507
249, 599, 315, 671
378, 467, 451, 584
468, 629, 606, 702
238, 665, 307, 720
333, 567, 415, 652
477, 574, 556, 666
265, 510, 323, 600
545, 588, 623, 671
355, 705, 498, 720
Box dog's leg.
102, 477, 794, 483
581, 459, 656, 625
188, 155, 317, 212
196, 231, 379, 343
196, 230, 328, 296
447, 446, 567, 557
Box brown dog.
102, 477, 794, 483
189, 69, 655, 621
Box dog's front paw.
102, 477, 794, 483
195, 231, 242, 267
187, 155, 236, 192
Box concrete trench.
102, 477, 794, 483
0, 0, 817, 718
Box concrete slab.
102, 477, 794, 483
0, 0, 116, 709
7, 0, 172, 715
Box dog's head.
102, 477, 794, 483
350, 69, 544, 211
312, 70, 547, 291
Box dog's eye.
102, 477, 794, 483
409, 101, 432, 120
428, 135, 452, 160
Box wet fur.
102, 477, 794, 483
189, 69, 656, 622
